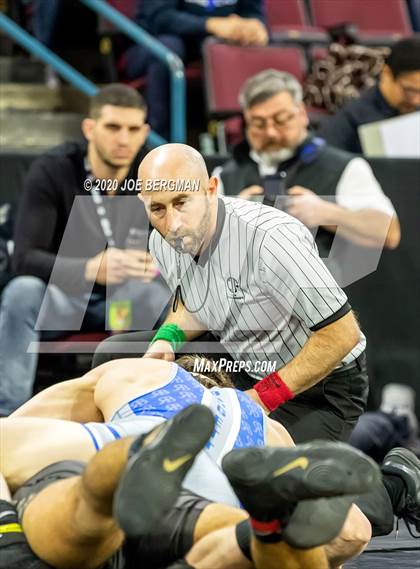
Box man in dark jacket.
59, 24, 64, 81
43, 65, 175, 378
123, 0, 268, 136
318, 37, 420, 154
0, 85, 169, 416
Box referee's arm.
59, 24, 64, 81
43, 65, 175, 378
283, 310, 358, 381
248, 224, 362, 410
248, 311, 361, 411
162, 298, 207, 341
144, 298, 208, 360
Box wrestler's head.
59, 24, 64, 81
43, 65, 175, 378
138, 144, 219, 256
176, 355, 234, 389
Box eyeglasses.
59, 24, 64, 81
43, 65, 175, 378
246, 108, 299, 132
398, 82, 420, 99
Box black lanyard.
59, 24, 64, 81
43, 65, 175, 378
172, 241, 213, 313
84, 157, 116, 247
90, 186, 116, 247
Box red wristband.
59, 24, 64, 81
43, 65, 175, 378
250, 518, 283, 535
254, 371, 295, 412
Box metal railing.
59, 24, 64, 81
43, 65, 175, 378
80, 0, 186, 143
0, 1, 188, 146
0, 12, 97, 96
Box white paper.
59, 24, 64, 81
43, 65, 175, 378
380, 112, 420, 158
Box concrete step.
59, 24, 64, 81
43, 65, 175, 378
0, 83, 89, 112
0, 56, 45, 83
0, 110, 84, 149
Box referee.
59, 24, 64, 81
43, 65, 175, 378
94, 143, 368, 444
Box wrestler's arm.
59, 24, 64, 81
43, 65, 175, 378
10, 367, 104, 422
11, 356, 174, 422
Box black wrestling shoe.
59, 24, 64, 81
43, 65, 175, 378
382, 447, 420, 538
283, 495, 355, 549
222, 441, 380, 523
114, 404, 215, 537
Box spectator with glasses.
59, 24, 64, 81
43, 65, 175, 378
318, 36, 420, 154
214, 69, 401, 260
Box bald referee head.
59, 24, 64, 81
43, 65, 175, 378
139, 144, 219, 256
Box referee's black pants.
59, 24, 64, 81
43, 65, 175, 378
92, 331, 394, 537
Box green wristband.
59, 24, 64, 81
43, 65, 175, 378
150, 323, 186, 352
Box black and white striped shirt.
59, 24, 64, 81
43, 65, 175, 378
150, 197, 366, 379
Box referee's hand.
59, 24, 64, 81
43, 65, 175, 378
143, 340, 175, 362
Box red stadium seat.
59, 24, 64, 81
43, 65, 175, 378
265, 0, 328, 44
98, 0, 139, 33
309, 0, 412, 43
203, 40, 307, 117
47, 332, 110, 354
124, 61, 202, 92
35, 332, 110, 390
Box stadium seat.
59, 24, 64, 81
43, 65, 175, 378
98, 0, 139, 33
47, 332, 110, 354
266, 0, 328, 44
309, 0, 413, 43
98, 0, 202, 90
203, 40, 307, 117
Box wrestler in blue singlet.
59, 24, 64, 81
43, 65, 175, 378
83, 364, 267, 507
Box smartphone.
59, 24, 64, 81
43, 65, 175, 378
263, 175, 288, 209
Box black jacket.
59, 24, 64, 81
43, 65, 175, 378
12, 141, 149, 294
318, 86, 399, 154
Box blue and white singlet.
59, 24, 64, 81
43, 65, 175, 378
84, 363, 267, 507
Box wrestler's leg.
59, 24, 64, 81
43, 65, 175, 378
1, 413, 162, 492
180, 503, 327, 569
165, 440, 374, 569
0, 473, 52, 569
21, 437, 134, 569
186, 503, 252, 568
22, 405, 215, 569
219, 442, 380, 569
0, 417, 96, 492
250, 504, 371, 569
178, 500, 370, 569
324, 504, 372, 569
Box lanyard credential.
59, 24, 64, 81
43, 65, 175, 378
85, 157, 117, 247
90, 186, 116, 247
